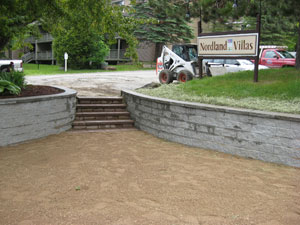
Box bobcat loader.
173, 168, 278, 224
156, 45, 198, 84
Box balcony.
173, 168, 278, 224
23, 49, 130, 63
37, 51, 53, 60
26, 33, 54, 43
106, 49, 130, 61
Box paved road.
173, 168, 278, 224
26, 70, 158, 96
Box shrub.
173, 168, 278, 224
0, 71, 26, 88
53, 27, 109, 69
0, 80, 21, 95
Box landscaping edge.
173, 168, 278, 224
122, 90, 300, 168
0, 86, 77, 147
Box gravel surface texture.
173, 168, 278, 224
26, 70, 158, 96
0, 130, 299, 225
1, 70, 297, 224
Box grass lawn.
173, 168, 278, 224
137, 68, 300, 114
23, 63, 152, 76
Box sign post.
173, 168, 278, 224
254, 14, 261, 82
64, 52, 68, 72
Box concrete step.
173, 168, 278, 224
76, 104, 127, 112
77, 97, 123, 105
73, 96, 134, 131
75, 111, 130, 121
72, 120, 134, 130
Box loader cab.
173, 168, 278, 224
172, 44, 198, 62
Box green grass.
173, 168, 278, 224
23, 63, 152, 76
137, 68, 300, 114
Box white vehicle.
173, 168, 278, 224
156, 45, 198, 84
0, 60, 23, 72
204, 59, 269, 73
289, 52, 296, 58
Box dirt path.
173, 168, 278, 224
0, 130, 299, 225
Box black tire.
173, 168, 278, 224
159, 69, 173, 84
1, 67, 9, 72
177, 70, 193, 83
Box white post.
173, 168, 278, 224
64, 52, 68, 72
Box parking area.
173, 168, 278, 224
26, 70, 158, 96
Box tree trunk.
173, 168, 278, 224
296, 17, 300, 69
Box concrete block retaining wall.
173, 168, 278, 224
0, 86, 77, 146
122, 90, 300, 168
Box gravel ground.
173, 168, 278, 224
0, 131, 299, 225
26, 70, 158, 96
1, 70, 297, 224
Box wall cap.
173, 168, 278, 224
0, 86, 77, 105
121, 89, 300, 122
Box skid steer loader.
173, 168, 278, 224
156, 45, 199, 84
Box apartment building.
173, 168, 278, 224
10, 0, 201, 64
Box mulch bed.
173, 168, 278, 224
0, 85, 64, 99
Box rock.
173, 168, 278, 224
139, 82, 161, 89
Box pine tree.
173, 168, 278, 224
132, 0, 194, 58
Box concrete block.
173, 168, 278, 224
136, 104, 152, 113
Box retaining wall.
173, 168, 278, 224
122, 90, 300, 167
0, 86, 77, 146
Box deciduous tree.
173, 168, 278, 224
0, 0, 61, 51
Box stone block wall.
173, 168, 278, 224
0, 87, 77, 146
122, 90, 300, 168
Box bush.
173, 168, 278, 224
53, 27, 109, 69
0, 71, 26, 96
0, 80, 21, 95
0, 71, 26, 88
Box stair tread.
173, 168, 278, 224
76, 111, 129, 115
77, 96, 123, 100
69, 128, 137, 132
77, 104, 126, 107
73, 120, 134, 125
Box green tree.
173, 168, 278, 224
50, 0, 142, 66
53, 28, 109, 69
190, 0, 300, 69
0, 0, 61, 51
264, 0, 300, 69
239, 1, 298, 51
132, 0, 194, 57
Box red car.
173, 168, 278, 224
259, 46, 295, 68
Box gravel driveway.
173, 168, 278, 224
26, 70, 158, 96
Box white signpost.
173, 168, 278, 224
64, 52, 68, 72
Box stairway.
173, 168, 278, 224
72, 96, 135, 131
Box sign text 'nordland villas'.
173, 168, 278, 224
197, 33, 258, 56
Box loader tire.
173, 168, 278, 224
159, 69, 173, 84
177, 70, 193, 83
